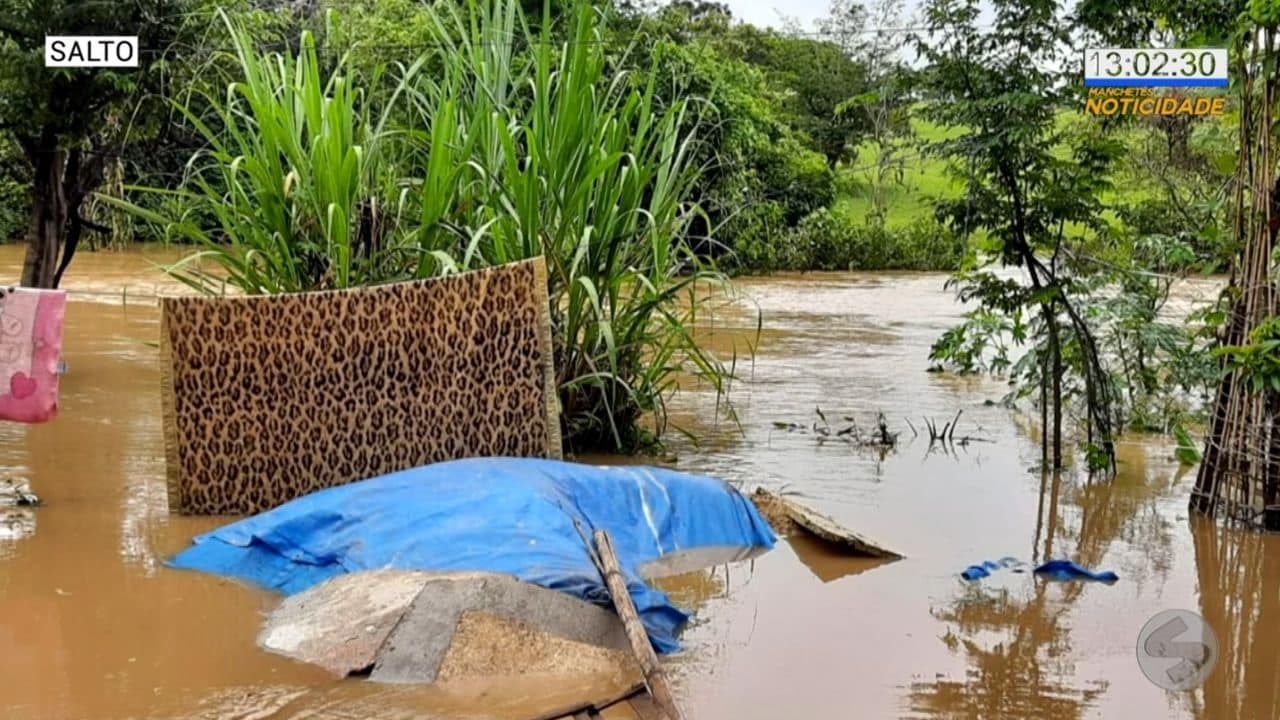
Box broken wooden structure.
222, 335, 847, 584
751, 488, 902, 559
259, 570, 638, 684
537, 682, 668, 720
592, 529, 682, 720
249, 491, 898, 720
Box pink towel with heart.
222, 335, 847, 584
0, 288, 65, 423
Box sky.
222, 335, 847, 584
710, 1, 978, 33
718, 0, 836, 30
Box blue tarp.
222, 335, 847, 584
960, 556, 1026, 580
1033, 559, 1119, 583
168, 457, 776, 653
960, 557, 1118, 584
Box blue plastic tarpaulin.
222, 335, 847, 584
1033, 559, 1119, 583
168, 457, 776, 653
959, 557, 1119, 584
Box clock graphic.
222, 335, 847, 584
1084, 49, 1228, 87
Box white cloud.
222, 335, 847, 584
717, 0, 833, 30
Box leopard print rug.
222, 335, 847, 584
159, 258, 561, 514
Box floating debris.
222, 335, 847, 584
0, 477, 39, 507
259, 570, 639, 684
751, 488, 903, 560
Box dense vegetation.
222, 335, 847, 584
4, 0, 1227, 276
0, 0, 1254, 459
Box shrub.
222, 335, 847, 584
781, 208, 966, 271
0, 138, 26, 242
0, 175, 25, 242
638, 38, 835, 269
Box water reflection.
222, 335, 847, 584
1193, 515, 1280, 720
910, 442, 1185, 719
786, 534, 897, 583
0, 506, 36, 552
909, 582, 1107, 719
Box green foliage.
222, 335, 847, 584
1174, 423, 1202, 465
317, 0, 448, 79
115, 1, 301, 247
931, 238, 1222, 435
0, 1, 196, 285
0, 178, 24, 241
1083, 257, 1220, 432
637, 36, 835, 270
0, 1, 184, 146
785, 208, 965, 272
105, 11, 411, 293
1250, 0, 1280, 26
110, 0, 731, 454
920, 0, 1124, 469
402, 0, 730, 451
1217, 315, 1280, 394
724, 26, 873, 167
0, 137, 25, 241
1113, 203, 1229, 271
1075, 0, 1243, 45
930, 305, 1025, 375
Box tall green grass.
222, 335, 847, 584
106, 11, 420, 293
109, 0, 731, 453
405, 1, 726, 449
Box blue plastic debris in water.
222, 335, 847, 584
167, 457, 776, 654
960, 561, 998, 580
960, 557, 1025, 580
1033, 559, 1119, 583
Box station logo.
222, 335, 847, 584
1084, 48, 1228, 117
1136, 609, 1218, 691
1086, 88, 1227, 117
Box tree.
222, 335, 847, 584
732, 26, 872, 167
0, 1, 187, 288
920, 0, 1123, 472
636, 3, 872, 168
837, 0, 914, 225
817, 0, 869, 57
621, 4, 836, 269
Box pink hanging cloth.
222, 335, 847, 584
0, 287, 66, 423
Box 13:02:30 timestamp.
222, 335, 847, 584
1084, 48, 1228, 87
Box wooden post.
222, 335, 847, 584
592, 529, 683, 720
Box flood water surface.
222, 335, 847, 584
1, 246, 1276, 720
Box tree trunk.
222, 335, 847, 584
21, 140, 67, 290
1040, 345, 1049, 468
1044, 302, 1063, 470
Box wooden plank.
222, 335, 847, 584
753, 488, 902, 559
526, 682, 645, 720
597, 702, 643, 719
626, 693, 670, 720
593, 530, 682, 720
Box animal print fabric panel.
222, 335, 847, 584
159, 258, 562, 515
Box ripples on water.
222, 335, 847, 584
0, 246, 1276, 720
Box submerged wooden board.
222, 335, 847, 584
752, 488, 903, 559
159, 258, 561, 514
538, 684, 667, 720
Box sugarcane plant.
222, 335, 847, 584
104, 0, 733, 453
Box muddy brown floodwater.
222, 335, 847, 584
1, 245, 1278, 720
